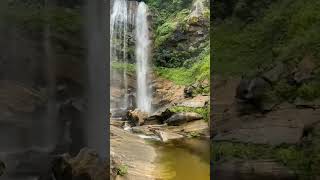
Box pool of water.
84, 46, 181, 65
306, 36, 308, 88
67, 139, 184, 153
151, 138, 210, 180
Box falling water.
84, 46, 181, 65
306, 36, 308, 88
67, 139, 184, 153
191, 0, 206, 17
110, 0, 129, 111
135, 2, 152, 113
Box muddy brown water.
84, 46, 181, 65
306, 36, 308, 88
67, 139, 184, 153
150, 138, 210, 180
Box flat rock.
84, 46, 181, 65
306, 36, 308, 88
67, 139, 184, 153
131, 126, 155, 136
213, 106, 320, 145
110, 119, 125, 128
179, 95, 209, 108
180, 120, 209, 135
110, 126, 160, 180
153, 130, 184, 142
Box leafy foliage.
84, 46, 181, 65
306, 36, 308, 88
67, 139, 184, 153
155, 50, 210, 85
213, 0, 320, 76
116, 164, 128, 176
212, 142, 320, 178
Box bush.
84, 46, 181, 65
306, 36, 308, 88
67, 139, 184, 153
212, 0, 320, 76
297, 82, 320, 101
155, 50, 210, 85
117, 164, 128, 176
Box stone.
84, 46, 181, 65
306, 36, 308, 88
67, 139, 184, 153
262, 62, 286, 83
184, 85, 194, 98
153, 130, 184, 142
179, 95, 209, 108
212, 107, 318, 145
110, 119, 125, 128
181, 120, 209, 135
126, 109, 148, 126
293, 54, 316, 84
131, 126, 155, 136
164, 112, 203, 126
110, 126, 158, 179
145, 107, 174, 124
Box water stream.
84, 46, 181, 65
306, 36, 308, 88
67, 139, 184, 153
135, 2, 152, 114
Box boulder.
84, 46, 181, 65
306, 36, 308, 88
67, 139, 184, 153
126, 109, 148, 126
145, 107, 174, 124
164, 112, 203, 126
153, 130, 184, 142
262, 63, 285, 83
184, 85, 195, 98
293, 55, 316, 84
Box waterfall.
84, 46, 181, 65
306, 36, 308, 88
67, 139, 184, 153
135, 2, 152, 113
110, 0, 129, 110
191, 0, 206, 18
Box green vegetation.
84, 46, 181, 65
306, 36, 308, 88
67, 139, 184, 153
116, 164, 128, 176
187, 131, 201, 138
145, 0, 193, 27
213, 0, 320, 76
155, 49, 210, 85
154, 9, 190, 47
146, 0, 209, 68
170, 106, 209, 122
297, 82, 320, 101
212, 141, 320, 178
212, 1, 320, 179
